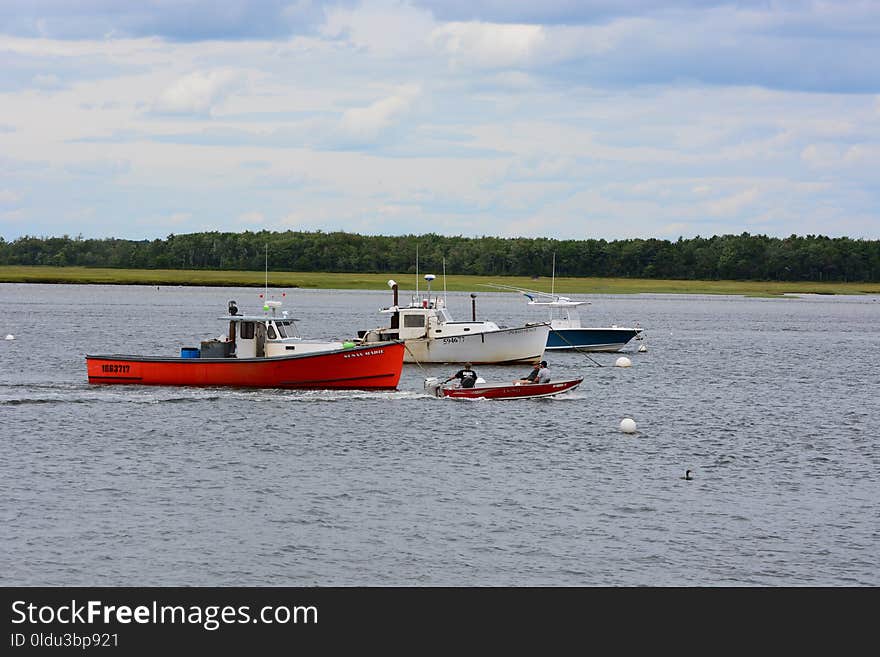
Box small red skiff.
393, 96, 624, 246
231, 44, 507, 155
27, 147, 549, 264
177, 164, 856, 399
87, 298, 405, 390
425, 376, 583, 400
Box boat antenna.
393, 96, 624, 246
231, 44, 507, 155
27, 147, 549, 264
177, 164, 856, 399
551, 251, 556, 297
415, 242, 419, 301
265, 243, 269, 298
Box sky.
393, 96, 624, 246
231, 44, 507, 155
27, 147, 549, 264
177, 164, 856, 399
1, 0, 879, 242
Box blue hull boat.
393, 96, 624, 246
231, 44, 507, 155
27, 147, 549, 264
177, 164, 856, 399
484, 256, 645, 353
546, 326, 642, 352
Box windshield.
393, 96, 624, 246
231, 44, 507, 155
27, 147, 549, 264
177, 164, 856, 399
276, 320, 298, 338
435, 308, 452, 323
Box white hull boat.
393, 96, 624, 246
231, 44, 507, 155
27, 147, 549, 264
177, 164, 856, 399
396, 323, 547, 364
356, 276, 549, 365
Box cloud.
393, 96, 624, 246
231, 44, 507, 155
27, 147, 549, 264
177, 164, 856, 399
239, 211, 265, 225
707, 187, 760, 217
335, 85, 422, 144
0, 209, 26, 223
800, 143, 842, 168
64, 159, 131, 177
31, 72, 63, 89
135, 212, 192, 228
0, 189, 23, 204
322, 0, 436, 56
660, 222, 690, 237
152, 70, 245, 116
1, 2, 879, 242
430, 22, 547, 68
0, 0, 319, 41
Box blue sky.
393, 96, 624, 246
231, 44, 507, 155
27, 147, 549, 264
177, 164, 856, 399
1, 0, 879, 241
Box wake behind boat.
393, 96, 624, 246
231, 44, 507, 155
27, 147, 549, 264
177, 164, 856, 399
356, 276, 549, 365
424, 376, 583, 400
87, 298, 405, 390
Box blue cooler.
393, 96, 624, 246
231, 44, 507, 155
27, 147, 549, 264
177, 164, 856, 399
180, 347, 200, 358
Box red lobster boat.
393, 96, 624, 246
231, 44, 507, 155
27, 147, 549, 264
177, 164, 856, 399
425, 376, 583, 400
87, 299, 405, 390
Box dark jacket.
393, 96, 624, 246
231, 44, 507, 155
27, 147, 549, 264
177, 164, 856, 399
450, 368, 478, 388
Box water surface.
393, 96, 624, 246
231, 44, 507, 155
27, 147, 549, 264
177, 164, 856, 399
1, 284, 877, 585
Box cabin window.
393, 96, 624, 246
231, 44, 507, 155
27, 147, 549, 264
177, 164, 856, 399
240, 322, 255, 339
403, 315, 425, 328
267, 324, 277, 340
275, 322, 288, 338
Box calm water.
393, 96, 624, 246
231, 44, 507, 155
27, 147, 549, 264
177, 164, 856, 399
1, 283, 877, 586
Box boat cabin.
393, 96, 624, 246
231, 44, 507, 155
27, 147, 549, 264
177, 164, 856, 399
221, 316, 308, 358
528, 298, 588, 330
194, 299, 344, 359
358, 290, 501, 343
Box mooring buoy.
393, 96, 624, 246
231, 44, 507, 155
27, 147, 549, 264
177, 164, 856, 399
619, 418, 637, 433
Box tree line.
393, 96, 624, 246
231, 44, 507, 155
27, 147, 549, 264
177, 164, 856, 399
1, 231, 878, 282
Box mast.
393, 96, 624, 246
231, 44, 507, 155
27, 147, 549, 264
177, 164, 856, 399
415, 242, 419, 301
443, 257, 447, 306
551, 251, 556, 296
261, 243, 270, 312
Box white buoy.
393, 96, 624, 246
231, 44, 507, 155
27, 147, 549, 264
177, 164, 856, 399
615, 356, 632, 368
619, 417, 637, 433
4, 334, 13, 340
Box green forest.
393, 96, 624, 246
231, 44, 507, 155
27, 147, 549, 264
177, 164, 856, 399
1, 231, 878, 282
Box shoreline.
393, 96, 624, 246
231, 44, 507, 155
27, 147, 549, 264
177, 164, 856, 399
1, 265, 878, 297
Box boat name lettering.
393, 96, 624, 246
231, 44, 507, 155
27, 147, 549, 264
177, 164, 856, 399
343, 349, 384, 358
101, 364, 130, 373
441, 336, 463, 344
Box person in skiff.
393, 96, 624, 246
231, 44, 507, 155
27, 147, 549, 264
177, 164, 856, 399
517, 361, 550, 384
536, 361, 551, 383
445, 363, 479, 389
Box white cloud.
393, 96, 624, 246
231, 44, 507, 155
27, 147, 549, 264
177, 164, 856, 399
485, 71, 538, 90
661, 222, 690, 237
0, 209, 26, 222
337, 85, 421, 143
136, 212, 193, 228
32, 73, 62, 89
321, 0, 435, 56
430, 22, 546, 68
0, 4, 878, 241
239, 211, 265, 225
707, 187, 760, 217
503, 156, 577, 181
800, 143, 842, 168
152, 70, 245, 116
843, 144, 880, 167
0, 189, 22, 204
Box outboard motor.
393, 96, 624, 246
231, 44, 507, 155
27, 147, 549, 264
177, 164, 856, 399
424, 377, 443, 397
228, 300, 238, 316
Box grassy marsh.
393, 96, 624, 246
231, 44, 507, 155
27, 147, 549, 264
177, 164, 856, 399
1, 265, 878, 297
